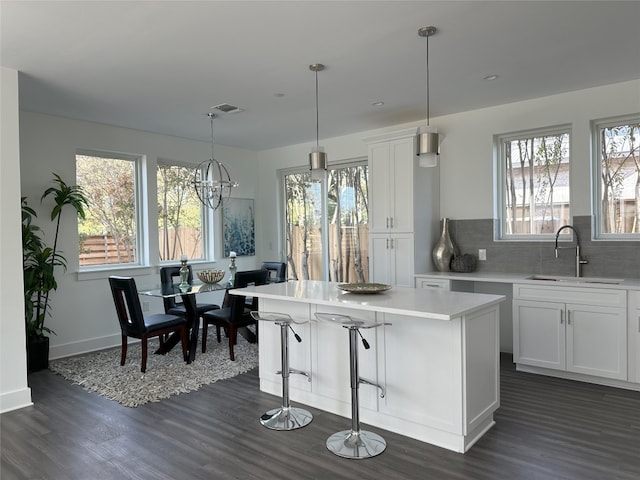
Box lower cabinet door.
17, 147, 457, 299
513, 299, 565, 370
566, 304, 627, 380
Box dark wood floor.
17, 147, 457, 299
2, 354, 640, 480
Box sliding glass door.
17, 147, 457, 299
282, 161, 369, 283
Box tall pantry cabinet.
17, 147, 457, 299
366, 128, 440, 286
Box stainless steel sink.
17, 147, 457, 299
526, 274, 623, 285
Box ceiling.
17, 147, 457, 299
2, 1, 639, 150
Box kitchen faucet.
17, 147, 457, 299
554, 225, 588, 277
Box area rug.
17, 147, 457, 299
49, 336, 258, 407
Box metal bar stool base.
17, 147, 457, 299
260, 406, 313, 431
326, 429, 386, 459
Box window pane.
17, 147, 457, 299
598, 121, 640, 235
284, 162, 369, 283
285, 172, 323, 280
502, 131, 570, 236
157, 164, 205, 261
76, 154, 138, 266
327, 165, 369, 282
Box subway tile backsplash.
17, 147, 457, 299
447, 216, 640, 280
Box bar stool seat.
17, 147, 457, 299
250, 311, 313, 431
315, 312, 390, 460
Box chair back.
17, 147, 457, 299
261, 262, 287, 283
159, 265, 194, 312
108, 276, 147, 335
229, 269, 269, 320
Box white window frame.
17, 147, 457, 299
76, 148, 147, 272
494, 125, 572, 241
156, 159, 213, 263
591, 114, 640, 241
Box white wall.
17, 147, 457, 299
255, 80, 640, 258
19, 112, 259, 359
1, 67, 32, 412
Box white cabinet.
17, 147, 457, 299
369, 137, 414, 234
365, 128, 439, 285
370, 233, 414, 287
630, 291, 640, 383
513, 284, 627, 381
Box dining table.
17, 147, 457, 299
138, 281, 229, 363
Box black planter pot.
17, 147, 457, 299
27, 335, 49, 372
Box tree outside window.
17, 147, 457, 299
594, 117, 640, 237
157, 163, 205, 261
497, 127, 571, 238
76, 153, 138, 266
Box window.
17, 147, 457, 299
76, 151, 141, 267
592, 115, 640, 239
282, 161, 369, 283
157, 162, 206, 261
496, 126, 571, 239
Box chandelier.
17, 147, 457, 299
193, 113, 238, 210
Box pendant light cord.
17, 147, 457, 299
209, 113, 215, 159
426, 33, 430, 127
315, 69, 320, 148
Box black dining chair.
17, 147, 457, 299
108, 276, 188, 373
201, 269, 268, 360
261, 261, 287, 283
159, 265, 220, 318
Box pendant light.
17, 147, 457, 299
417, 26, 440, 168
309, 63, 327, 178
193, 113, 238, 210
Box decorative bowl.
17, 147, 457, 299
197, 269, 226, 284
336, 282, 392, 294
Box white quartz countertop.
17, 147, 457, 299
231, 280, 504, 321
415, 272, 640, 290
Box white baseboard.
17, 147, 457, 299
49, 333, 124, 360
0, 387, 33, 414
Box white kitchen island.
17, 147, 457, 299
231, 280, 505, 453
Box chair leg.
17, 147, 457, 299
120, 334, 128, 366
228, 325, 236, 361
202, 321, 208, 353
141, 336, 148, 373
216, 325, 222, 343
180, 326, 188, 362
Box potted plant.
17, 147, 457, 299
22, 173, 88, 371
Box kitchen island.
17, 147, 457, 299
231, 280, 505, 453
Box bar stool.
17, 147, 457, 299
315, 312, 390, 459
250, 311, 313, 430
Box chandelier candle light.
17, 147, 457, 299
309, 63, 327, 179
193, 113, 239, 210
417, 26, 441, 167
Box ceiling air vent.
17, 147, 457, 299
211, 103, 244, 114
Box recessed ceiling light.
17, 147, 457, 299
483, 74, 499, 81
274, 93, 285, 97
372, 101, 384, 107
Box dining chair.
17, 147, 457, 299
108, 276, 188, 373
160, 265, 220, 315
261, 261, 287, 283
201, 269, 268, 360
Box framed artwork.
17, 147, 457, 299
222, 198, 255, 257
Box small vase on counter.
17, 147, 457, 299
228, 251, 237, 287
179, 255, 190, 290
432, 218, 459, 272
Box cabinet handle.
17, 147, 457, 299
386, 217, 389, 229
560, 310, 563, 324
390, 238, 394, 249
386, 238, 389, 249
567, 310, 571, 325
390, 217, 394, 228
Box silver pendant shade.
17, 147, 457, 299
417, 26, 440, 168
309, 63, 327, 176
193, 113, 238, 210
